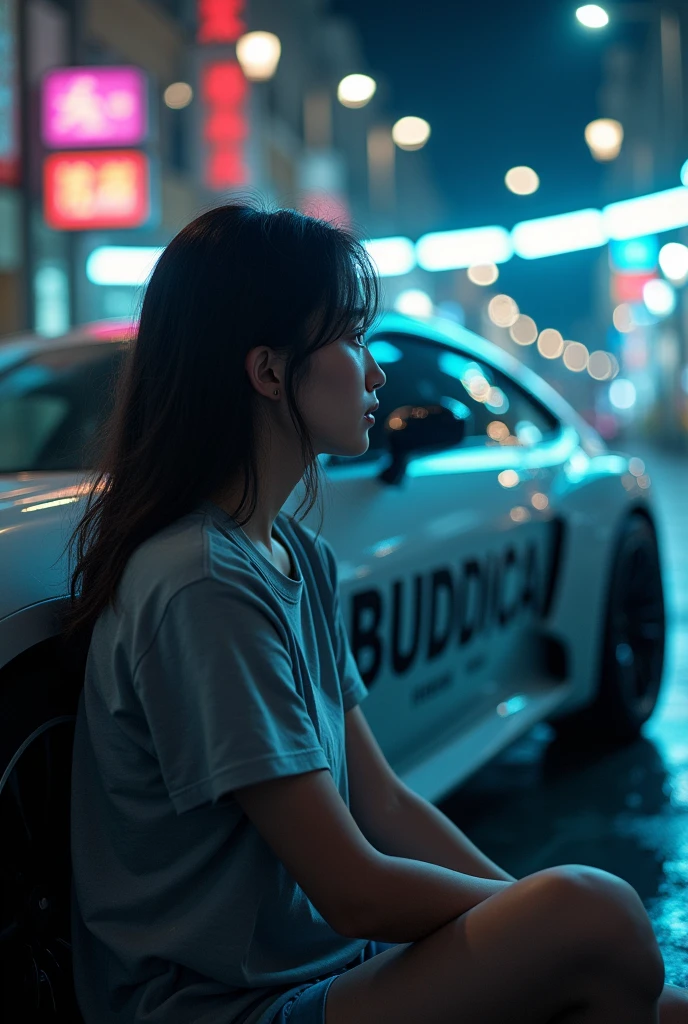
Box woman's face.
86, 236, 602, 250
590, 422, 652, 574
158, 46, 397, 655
296, 328, 386, 458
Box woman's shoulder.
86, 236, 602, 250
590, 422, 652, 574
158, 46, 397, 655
118, 508, 257, 620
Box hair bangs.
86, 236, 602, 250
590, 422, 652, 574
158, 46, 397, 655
305, 230, 381, 355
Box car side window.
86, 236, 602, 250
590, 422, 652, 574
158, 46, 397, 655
328, 333, 559, 466
0, 343, 127, 473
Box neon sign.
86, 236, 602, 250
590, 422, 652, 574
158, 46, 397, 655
196, 0, 249, 189
43, 149, 151, 230
197, 0, 246, 44
42, 66, 147, 148
200, 60, 248, 188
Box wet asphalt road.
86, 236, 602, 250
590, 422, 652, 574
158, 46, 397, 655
437, 445, 688, 987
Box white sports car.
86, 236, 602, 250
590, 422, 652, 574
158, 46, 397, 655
0, 311, 665, 1015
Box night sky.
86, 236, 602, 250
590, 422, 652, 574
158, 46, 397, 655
331, 0, 648, 346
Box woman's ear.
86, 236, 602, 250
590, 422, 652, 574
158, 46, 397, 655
244, 347, 284, 397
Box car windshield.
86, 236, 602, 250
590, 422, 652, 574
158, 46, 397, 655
0, 342, 127, 473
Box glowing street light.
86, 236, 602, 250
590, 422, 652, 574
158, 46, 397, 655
235, 32, 281, 81
505, 166, 540, 195
337, 74, 377, 108
643, 278, 677, 317
576, 5, 609, 28
659, 242, 688, 284
577, 6, 683, 168
392, 116, 431, 151
585, 118, 623, 161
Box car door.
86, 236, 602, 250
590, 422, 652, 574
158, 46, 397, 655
289, 329, 571, 772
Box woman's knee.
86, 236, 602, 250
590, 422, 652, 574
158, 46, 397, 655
527, 864, 665, 999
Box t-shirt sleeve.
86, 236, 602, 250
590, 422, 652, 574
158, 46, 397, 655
131, 578, 329, 814
317, 536, 369, 714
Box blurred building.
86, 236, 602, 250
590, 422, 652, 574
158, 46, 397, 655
0, 0, 444, 336
593, 4, 688, 446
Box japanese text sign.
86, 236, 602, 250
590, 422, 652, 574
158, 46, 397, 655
42, 66, 147, 148
43, 150, 151, 230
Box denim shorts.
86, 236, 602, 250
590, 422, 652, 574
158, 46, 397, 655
268, 941, 398, 1024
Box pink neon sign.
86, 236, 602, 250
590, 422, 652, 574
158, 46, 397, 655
42, 66, 147, 148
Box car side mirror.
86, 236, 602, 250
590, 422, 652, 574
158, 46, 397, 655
378, 402, 467, 486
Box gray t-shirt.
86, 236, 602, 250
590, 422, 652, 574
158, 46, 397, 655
70, 500, 370, 1024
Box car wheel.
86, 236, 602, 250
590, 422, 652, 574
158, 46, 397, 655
0, 659, 83, 1022
553, 514, 666, 747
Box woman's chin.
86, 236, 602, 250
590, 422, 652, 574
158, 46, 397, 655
324, 436, 370, 459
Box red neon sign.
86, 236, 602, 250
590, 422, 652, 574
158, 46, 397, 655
43, 149, 150, 230
201, 60, 248, 189
197, 0, 246, 44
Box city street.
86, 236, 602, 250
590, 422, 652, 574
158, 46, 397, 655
3, 1, 688, 1017
440, 445, 688, 986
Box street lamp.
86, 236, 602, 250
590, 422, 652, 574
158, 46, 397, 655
505, 166, 540, 194
585, 117, 624, 160
392, 116, 431, 151
337, 74, 377, 108
574, 4, 683, 164
576, 5, 610, 27
235, 31, 282, 81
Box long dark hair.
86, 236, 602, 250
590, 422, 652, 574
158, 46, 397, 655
63, 198, 380, 648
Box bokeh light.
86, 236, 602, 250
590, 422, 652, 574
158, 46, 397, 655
587, 350, 613, 380
487, 420, 510, 441
612, 303, 635, 332
537, 328, 564, 359
509, 314, 538, 345
486, 387, 509, 412
467, 263, 499, 285
505, 166, 540, 195
658, 242, 688, 284
628, 457, 645, 477
576, 5, 610, 28
337, 74, 377, 108
498, 470, 520, 488
236, 31, 282, 81
563, 341, 589, 372
585, 118, 623, 161
531, 492, 549, 510
392, 116, 431, 150
394, 289, 434, 317
609, 378, 637, 410
488, 294, 519, 327
467, 375, 491, 401
164, 82, 193, 108
510, 506, 531, 523
643, 278, 677, 317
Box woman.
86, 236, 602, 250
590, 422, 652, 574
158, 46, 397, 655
65, 200, 688, 1024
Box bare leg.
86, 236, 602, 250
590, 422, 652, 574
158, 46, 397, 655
326, 865, 665, 1024
659, 984, 688, 1023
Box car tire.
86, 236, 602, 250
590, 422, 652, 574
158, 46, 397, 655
552, 514, 666, 747
0, 648, 84, 1023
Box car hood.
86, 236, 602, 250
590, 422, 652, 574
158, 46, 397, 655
0, 472, 87, 622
